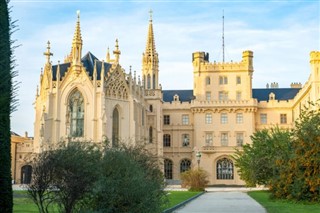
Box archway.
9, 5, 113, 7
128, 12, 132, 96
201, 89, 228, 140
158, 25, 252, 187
21, 165, 32, 184
112, 107, 119, 147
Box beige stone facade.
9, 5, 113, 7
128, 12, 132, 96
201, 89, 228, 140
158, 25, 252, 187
12, 12, 320, 185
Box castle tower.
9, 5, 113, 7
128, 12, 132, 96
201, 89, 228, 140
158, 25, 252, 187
142, 10, 159, 90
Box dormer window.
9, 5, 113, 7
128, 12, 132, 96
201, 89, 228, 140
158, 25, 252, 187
269, 92, 275, 101
173, 94, 179, 101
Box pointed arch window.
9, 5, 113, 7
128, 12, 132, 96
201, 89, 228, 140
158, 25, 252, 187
164, 159, 173, 179
149, 126, 153, 143
112, 108, 119, 147
180, 159, 191, 173
153, 74, 156, 89
147, 74, 151, 89
68, 90, 84, 137
216, 158, 234, 180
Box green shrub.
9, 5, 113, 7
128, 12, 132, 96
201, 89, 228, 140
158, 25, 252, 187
180, 168, 209, 191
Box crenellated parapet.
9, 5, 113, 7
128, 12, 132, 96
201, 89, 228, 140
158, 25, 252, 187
192, 50, 253, 72
310, 51, 320, 64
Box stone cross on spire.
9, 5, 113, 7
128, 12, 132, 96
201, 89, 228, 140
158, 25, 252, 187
44, 41, 53, 64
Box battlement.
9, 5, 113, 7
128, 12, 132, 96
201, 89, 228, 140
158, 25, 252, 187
192, 50, 253, 72
310, 51, 320, 63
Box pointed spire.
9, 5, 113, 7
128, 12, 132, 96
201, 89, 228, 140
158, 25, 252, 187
93, 60, 97, 81
71, 10, 83, 63
106, 47, 110, 62
44, 41, 53, 64
101, 60, 105, 80
145, 9, 156, 55
56, 60, 61, 81
113, 39, 121, 63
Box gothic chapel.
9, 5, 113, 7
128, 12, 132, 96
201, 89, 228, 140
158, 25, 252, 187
33, 11, 162, 160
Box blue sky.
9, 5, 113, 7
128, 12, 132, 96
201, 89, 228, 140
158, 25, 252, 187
10, 0, 320, 136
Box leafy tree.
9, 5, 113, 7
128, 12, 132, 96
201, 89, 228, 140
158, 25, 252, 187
271, 104, 320, 201
0, 0, 18, 212
91, 143, 166, 213
233, 127, 291, 186
27, 142, 102, 213
180, 168, 209, 191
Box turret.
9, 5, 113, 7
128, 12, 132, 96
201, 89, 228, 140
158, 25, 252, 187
242, 50, 253, 69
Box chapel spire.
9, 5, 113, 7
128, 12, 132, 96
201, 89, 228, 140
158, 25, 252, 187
71, 10, 83, 64
142, 10, 159, 90
145, 9, 156, 56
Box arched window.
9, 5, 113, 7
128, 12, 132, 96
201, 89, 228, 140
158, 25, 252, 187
112, 108, 119, 147
147, 74, 151, 89
149, 105, 153, 112
68, 90, 84, 137
216, 158, 234, 180
153, 74, 156, 89
164, 159, 173, 179
163, 134, 171, 147
149, 126, 153, 143
21, 165, 32, 184
180, 159, 191, 173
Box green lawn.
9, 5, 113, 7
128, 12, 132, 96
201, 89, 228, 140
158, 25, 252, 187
163, 191, 202, 210
14, 190, 201, 212
248, 191, 320, 213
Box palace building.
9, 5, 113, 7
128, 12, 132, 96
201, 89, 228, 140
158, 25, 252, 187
13, 12, 320, 185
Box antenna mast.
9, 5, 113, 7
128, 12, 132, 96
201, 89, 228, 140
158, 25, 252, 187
222, 10, 225, 63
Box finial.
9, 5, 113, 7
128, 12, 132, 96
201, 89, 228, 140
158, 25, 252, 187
149, 9, 153, 22
113, 39, 121, 63
44, 41, 53, 64
115, 39, 119, 50
129, 65, 132, 74
77, 10, 80, 19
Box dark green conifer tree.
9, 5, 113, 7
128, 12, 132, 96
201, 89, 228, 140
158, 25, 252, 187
0, 0, 18, 212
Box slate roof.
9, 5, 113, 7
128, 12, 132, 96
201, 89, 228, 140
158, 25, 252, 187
162, 88, 301, 103
51, 52, 111, 81
162, 90, 195, 102
252, 88, 301, 101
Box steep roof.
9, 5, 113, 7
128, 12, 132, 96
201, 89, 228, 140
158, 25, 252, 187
162, 88, 301, 103
162, 90, 194, 102
51, 51, 112, 81
252, 88, 301, 101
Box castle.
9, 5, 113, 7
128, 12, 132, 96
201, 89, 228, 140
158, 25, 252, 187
12, 11, 320, 185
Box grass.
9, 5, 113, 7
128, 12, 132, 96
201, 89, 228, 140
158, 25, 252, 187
163, 191, 202, 210
248, 191, 320, 213
14, 190, 201, 212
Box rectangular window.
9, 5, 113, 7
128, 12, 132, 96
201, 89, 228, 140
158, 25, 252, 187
182, 134, 190, 147
219, 91, 228, 101
206, 91, 211, 101
221, 113, 228, 124
164, 115, 170, 125
236, 133, 244, 146
221, 132, 228, 146
182, 115, 189, 125
205, 133, 213, 146
219, 76, 228, 85
236, 76, 241, 84
236, 91, 242, 101
280, 114, 287, 124
260, 113, 267, 124
236, 113, 243, 124
205, 113, 212, 124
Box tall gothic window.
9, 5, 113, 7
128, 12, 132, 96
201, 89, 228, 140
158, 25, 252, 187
153, 74, 156, 89
149, 126, 153, 143
180, 159, 191, 173
112, 108, 119, 147
147, 74, 151, 89
164, 159, 173, 179
216, 158, 234, 180
68, 90, 84, 137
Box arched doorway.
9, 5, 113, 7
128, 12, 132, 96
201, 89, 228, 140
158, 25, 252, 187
21, 165, 32, 184
164, 159, 173, 179
216, 158, 234, 180
112, 107, 119, 147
